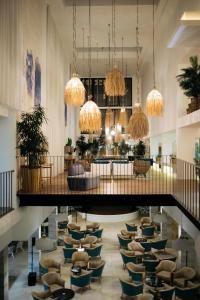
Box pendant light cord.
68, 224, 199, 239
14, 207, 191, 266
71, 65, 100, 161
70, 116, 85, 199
136, 0, 140, 104
108, 24, 111, 70
88, 0, 92, 95
72, 0, 77, 74
96, 42, 99, 103
121, 37, 124, 75
112, 0, 116, 67
82, 27, 85, 76
153, 0, 156, 88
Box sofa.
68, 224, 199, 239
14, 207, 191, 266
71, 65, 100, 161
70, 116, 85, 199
91, 160, 112, 178
112, 160, 133, 178
67, 163, 100, 191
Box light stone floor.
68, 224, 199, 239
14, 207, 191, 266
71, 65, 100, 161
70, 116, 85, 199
8, 213, 196, 300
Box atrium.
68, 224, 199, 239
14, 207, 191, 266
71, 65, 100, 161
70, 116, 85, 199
0, 0, 200, 299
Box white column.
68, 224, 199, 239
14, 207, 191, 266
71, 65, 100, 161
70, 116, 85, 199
28, 228, 41, 274
48, 208, 58, 240
0, 247, 8, 300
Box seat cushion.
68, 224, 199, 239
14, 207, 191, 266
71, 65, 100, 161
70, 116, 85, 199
50, 283, 64, 292
48, 267, 60, 273
157, 271, 171, 281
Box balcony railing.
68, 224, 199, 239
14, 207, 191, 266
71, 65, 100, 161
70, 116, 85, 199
16, 155, 175, 195
173, 159, 200, 224
0, 170, 14, 217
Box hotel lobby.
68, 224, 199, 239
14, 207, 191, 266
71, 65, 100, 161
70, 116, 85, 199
0, 0, 200, 299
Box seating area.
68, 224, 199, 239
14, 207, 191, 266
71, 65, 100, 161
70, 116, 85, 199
27, 214, 200, 300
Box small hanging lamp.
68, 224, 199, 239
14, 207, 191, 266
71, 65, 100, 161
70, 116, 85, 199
146, 0, 163, 116
79, 95, 101, 133
79, 0, 101, 133
104, 0, 125, 97
128, 0, 149, 139
64, 0, 85, 106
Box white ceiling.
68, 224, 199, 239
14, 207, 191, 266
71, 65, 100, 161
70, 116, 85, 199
47, 0, 159, 76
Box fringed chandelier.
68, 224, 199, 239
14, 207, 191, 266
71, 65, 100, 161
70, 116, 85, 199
105, 107, 114, 129
128, 0, 149, 140
146, 0, 163, 116
104, 0, 125, 97
64, 0, 85, 106
79, 95, 101, 133
79, 0, 101, 133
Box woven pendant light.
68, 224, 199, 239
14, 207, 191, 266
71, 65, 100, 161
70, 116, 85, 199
64, 74, 85, 106
119, 107, 128, 127
128, 0, 149, 140
146, 0, 163, 116
105, 107, 114, 128
146, 88, 163, 116
105, 67, 125, 96
79, 95, 101, 133
128, 103, 149, 140
64, 0, 85, 106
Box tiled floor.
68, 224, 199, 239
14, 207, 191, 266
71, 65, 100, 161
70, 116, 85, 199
8, 213, 196, 300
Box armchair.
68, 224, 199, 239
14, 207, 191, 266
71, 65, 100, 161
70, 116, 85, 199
121, 229, 137, 239
125, 223, 137, 232
88, 259, 105, 281
140, 217, 153, 227
67, 223, 80, 233
85, 244, 103, 258
81, 235, 97, 246
70, 269, 92, 290
155, 260, 176, 283
128, 241, 145, 254
64, 236, 80, 248
119, 278, 143, 298
172, 267, 196, 287
63, 247, 77, 262
117, 234, 132, 249
32, 291, 52, 300
120, 249, 137, 268
126, 262, 145, 282
143, 259, 159, 273
141, 226, 155, 238
158, 285, 175, 300
72, 251, 89, 269
41, 272, 65, 292
70, 229, 85, 240
175, 282, 200, 300
89, 228, 103, 241
151, 239, 168, 252
86, 222, 100, 231
39, 258, 60, 277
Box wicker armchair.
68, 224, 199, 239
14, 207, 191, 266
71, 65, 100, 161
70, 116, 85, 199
39, 258, 60, 277
173, 267, 196, 287
72, 251, 89, 268
41, 272, 65, 292
32, 291, 52, 300
155, 260, 176, 283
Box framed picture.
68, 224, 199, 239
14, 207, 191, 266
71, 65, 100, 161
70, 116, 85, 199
194, 138, 200, 162
34, 57, 41, 105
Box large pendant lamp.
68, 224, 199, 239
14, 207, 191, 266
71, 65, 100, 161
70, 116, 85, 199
146, 0, 163, 116
64, 0, 85, 106
79, 0, 101, 133
128, 0, 149, 139
104, 0, 125, 97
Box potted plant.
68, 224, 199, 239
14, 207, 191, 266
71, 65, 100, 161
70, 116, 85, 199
134, 140, 146, 158
177, 56, 200, 114
118, 140, 130, 157
76, 135, 91, 160
17, 106, 48, 192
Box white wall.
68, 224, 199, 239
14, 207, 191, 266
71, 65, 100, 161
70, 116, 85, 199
150, 130, 176, 156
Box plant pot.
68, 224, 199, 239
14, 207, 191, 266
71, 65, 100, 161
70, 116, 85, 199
21, 166, 41, 192
187, 97, 200, 114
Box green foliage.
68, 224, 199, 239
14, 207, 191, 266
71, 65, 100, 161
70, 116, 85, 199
177, 56, 200, 98
118, 140, 130, 156
17, 106, 48, 168
66, 138, 72, 146
76, 135, 91, 159
133, 140, 146, 157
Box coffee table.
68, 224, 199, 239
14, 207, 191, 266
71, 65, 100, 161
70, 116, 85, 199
135, 238, 147, 242
143, 253, 157, 260
71, 266, 81, 275
145, 275, 164, 288
52, 288, 74, 300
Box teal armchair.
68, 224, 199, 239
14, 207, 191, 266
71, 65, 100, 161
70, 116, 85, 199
143, 259, 159, 273
125, 223, 137, 232
158, 286, 175, 300
71, 230, 85, 240
85, 244, 102, 258
140, 242, 152, 252
90, 228, 103, 241
151, 239, 168, 252
119, 278, 143, 298
63, 247, 77, 262
120, 249, 137, 268
70, 270, 92, 290
126, 262, 145, 283
88, 260, 105, 281
141, 226, 155, 238
175, 283, 200, 300
117, 234, 132, 249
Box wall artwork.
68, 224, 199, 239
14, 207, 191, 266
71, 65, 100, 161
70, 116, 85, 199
64, 103, 67, 127
34, 57, 41, 105
194, 138, 200, 162
26, 50, 33, 96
